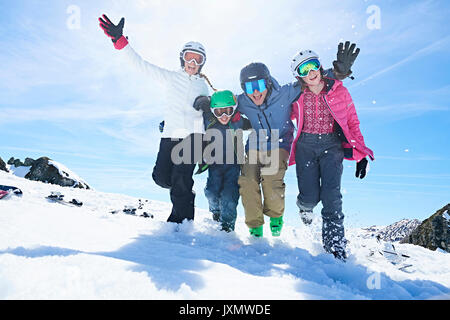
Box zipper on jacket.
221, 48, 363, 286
289, 100, 302, 160
323, 96, 349, 144
257, 110, 273, 146
323, 96, 338, 124
261, 110, 272, 134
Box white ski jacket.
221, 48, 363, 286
120, 43, 210, 139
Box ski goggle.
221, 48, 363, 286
182, 50, 205, 66
297, 58, 321, 77
244, 79, 267, 95
212, 105, 236, 118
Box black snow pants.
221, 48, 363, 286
152, 134, 202, 224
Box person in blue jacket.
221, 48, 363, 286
193, 90, 251, 232
236, 42, 360, 237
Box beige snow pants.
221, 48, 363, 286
238, 148, 289, 228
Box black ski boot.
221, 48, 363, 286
322, 219, 348, 261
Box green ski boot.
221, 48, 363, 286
270, 216, 284, 237
249, 225, 263, 238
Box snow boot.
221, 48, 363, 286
322, 219, 348, 261
299, 209, 313, 225
212, 212, 220, 222
221, 221, 234, 233
325, 243, 348, 261
270, 216, 284, 237
249, 225, 263, 238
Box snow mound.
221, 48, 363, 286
0, 172, 449, 299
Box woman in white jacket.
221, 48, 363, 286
99, 14, 215, 223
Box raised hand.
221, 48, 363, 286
98, 14, 124, 43
333, 41, 360, 77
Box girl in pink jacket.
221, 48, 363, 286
289, 50, 374, 261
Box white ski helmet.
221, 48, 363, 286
290, 50, 320, 78
180, 41, 207, 70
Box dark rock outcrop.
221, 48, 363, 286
0, 157, 8, 172
7, 156, 90, 189
24, 157, 89, 189
401, 204, 450, 252
8, 157, 24, 168
23, 158, 36, 167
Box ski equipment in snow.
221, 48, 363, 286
110, 199, 154, 218
0, 185, 23, 199
367, 237, 413, 272
46, 192, 83, 207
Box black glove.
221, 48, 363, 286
333, 41, 360, 78
193, 96, 211, 113
355, 158, 368, 179
99, 14, 125, 43
242, 117, 252, 130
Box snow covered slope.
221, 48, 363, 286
0, 171, 449, 299
358, 219, 422, 242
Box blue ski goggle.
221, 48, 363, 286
244, 79, 267, 95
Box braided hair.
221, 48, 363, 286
200, 73, 217, 92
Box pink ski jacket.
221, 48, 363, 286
289, 78, 374, 166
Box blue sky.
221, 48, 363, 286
1, 0, 449, 228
